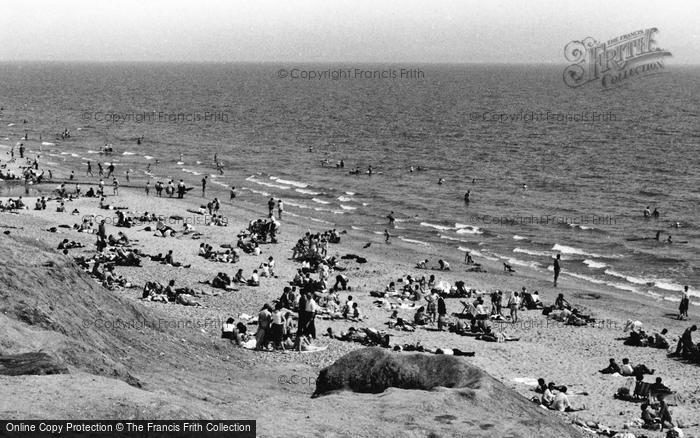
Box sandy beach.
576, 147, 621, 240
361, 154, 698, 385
0, 141, 698, 438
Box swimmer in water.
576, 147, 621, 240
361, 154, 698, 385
179, 153, 183, 162
368, 165, 373, 176
387, 211, 395, 225
654, 230, 661, 241
409, 166, 414, 172
522, 183, 527, 190
384, 229, 391, 244
667, 235, 673, 244
464, 190, 471, 203
438, 178, 445, 185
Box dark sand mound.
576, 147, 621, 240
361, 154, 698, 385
314, 347, 488, 395
313, 348, 585, 438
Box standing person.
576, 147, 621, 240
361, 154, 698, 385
267, 198, 275, 217
437, 293, 447, 331
125, 169, 130, 183
86, 161, 93, 176
652, 208, 660, 219
509, 291, 520, 324
255, 304, 272, 351
229, 186, 236, 201
553, 254, 561, 287
674, 325, 697, 357
679, 285, 690, 320
387, 211, 395, 225
145, 181, 150, 196
277, 199, 284, 219
464, 190, 471, 203
106, 162, 115, 178
201, 176, 207, 197
112, 177, 119, 195
177, 180, 185, 199
384, 229, 391, 244
98, 162, 104, 177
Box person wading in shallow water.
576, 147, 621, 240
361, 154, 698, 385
553, 254, 561, 287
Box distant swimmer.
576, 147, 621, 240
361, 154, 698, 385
384, 229, 391, 244
308, 146, 313, 152
652, 208, 659, 219
667, 235, 673, 244
438, 178, 445, 185
522, 183, 528, 190
643, 206, 651, 218
368, 165, 373, 176
655, 230, 661, 241
179, 153, 183, 162
338, 159, 344, 168
349, 167, 361, 175
409, 166, 414, 172
672, 222, 681, 228
387, 211, 395, 225
464, 190, 471, 203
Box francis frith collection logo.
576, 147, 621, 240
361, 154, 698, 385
563, 28, 672, 89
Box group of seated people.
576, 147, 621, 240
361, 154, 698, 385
198, 243, 240, 263
201, 268, 261, 290
623, 320, 672, 349
291, 230, 340, 261
533, 379, 584, 412
245, 218, 279, 244
0, 197, 26, 210
141, 279, 201, 306
415, 259, 451, 270
599, 357, 655, 377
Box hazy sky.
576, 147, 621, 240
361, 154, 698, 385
2, 0, 698, 63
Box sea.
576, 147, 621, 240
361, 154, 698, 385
1, 62, 698, 302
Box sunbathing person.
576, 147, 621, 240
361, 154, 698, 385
649, 377, 671, 394
414, 306, 431, 325
221, 317, 243, 346
416, 259, 429, 269
550, 386, 584, 412
437, 259, 450, 270
163, 250, 191, 268
652, 328, 670, 349
247, 269, 260, 286
599, 358, 621, 374
620, 358, 654, 376
554, 293, 571, 310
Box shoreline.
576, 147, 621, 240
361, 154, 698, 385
1, 144, 699, 435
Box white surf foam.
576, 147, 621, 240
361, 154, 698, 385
420, 222, 452, 231
41, 142, 55, 146
340, 205, 357, 210
296, 189, 321, 195
312, 198, 330, 205
514, 248, 553, 257
583, 259, 607, 269
270, 176, 308, 188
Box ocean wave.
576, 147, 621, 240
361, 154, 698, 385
177, 161, 184, 165
296, 189, 321, 195
285, 201, 312, 209
242, 187, 270, 197
340, 205, 357, 210
41, 142, 55, 146
87, 150, 100, 154
439, 234, 471, 243
552, 244, 602, 258
144, 155, 154, 160
564, 272, 607, 285
122, 151, 135, 155
312, 198, 331, 205
420, 222, 452, 231
583, 259, 607, 269
513, 248, 553, 257
337, 196, 354, 202
270, 176, 308, 188
513, 235, 527, 240
655, 281, 686, 292
398, 237, 430, 246
456, 226, 482, 235
457, 246, 486, 258
345, 191, 356, 195
245, 176, 291, 190
351, 225, 366, 231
